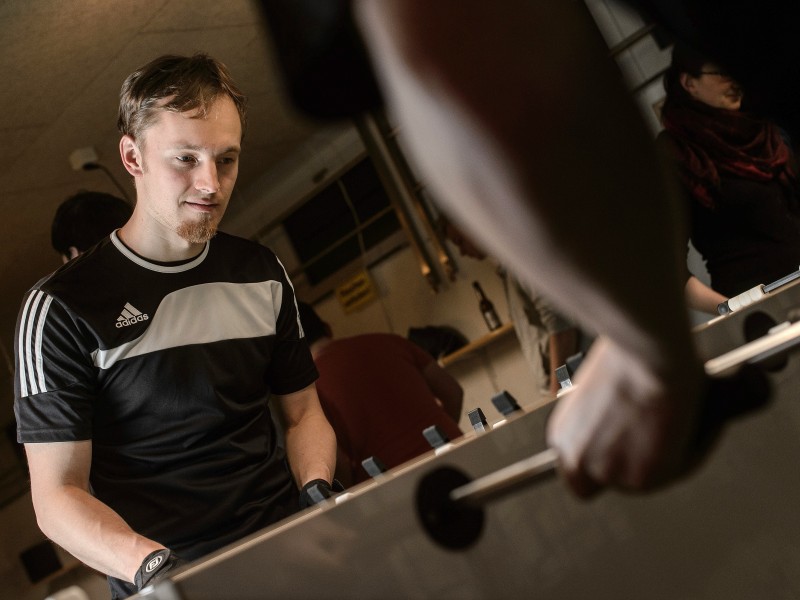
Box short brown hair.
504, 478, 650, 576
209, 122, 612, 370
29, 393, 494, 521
117, 53, 247, 141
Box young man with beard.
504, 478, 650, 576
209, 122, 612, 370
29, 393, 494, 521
14, 54, 336, 599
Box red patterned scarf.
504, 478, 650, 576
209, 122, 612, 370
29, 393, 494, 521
662, 99, 795, 208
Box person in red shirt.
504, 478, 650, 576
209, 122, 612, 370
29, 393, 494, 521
297, 302, 464, 486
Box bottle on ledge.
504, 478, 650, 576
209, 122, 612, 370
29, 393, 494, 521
472, 280, 502, 331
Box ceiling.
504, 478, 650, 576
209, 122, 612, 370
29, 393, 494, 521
0, 0, 331, 388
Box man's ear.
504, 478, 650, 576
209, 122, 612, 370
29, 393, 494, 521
679, 72, 695, 95
120, 135, 143, 177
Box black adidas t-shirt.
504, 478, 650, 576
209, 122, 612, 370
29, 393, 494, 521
14, 231, 318, 560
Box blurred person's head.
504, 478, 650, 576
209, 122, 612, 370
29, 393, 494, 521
51, 191, 132, 263
663, 43, 743, 112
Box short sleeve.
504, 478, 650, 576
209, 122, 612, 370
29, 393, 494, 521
14, 289, 96, 442
264, 258, 319, 395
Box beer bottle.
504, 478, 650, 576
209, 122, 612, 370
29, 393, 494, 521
472, 281, 501, 331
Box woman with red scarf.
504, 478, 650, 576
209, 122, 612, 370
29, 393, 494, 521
658, 43, 800, 313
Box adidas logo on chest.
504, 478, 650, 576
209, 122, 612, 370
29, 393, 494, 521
116, 302, 150, 328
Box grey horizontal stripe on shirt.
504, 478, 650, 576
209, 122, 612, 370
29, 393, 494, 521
92, 280, 283, 370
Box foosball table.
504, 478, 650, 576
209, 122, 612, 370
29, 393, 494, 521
136, 276, 800, 600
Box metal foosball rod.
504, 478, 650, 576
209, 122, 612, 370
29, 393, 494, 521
448, 447, 559, 508
440, 319, 800, 513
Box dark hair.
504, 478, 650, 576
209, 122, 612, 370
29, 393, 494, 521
117, 53, 247, 141
297, 301, 329, 345
51, 191, 132, 255
662, 42, 713, 110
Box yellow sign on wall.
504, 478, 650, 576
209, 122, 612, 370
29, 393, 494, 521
335, 270, 378, 314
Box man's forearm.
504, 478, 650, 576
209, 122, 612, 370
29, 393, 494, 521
353, 0, 696, 373
281, 390, 337, 487
26, 440, 165, 584
353, 0, 706, 494
33, 484, 163, 582
285, 413, 336, 485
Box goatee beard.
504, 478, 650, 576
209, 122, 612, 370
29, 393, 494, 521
177, 217, 218, 244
